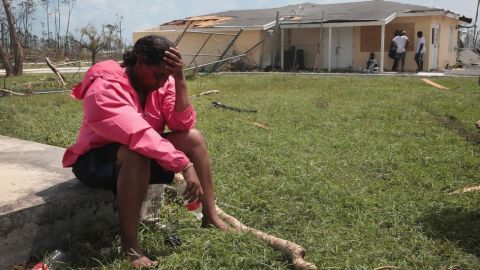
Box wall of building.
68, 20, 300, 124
432, 15, 459, 69
353, 16, 433, 72
133, 29, 265, 70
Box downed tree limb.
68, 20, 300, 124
216, 206, 317, 270
212, 101, 258, 113
449, 185, 480, 195
421, 78, 449, 90
236, 118, 269, 130
197, 90, 220, 97
45, 57, 67, 87
0, 88, 25, 96
373, 266, 400, 270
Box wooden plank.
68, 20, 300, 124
449, 185, 480, 194
421, 78, 449, 90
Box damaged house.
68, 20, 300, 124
133, 0, 471, 72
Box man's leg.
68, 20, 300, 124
392, 57, 399, 71
400, 55, 405, 72
115, 146, 157, 268
165, 129, 228, 230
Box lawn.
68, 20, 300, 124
1, 74, 480, 269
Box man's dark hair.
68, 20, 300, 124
122, 35, 174, 66
417, 31, 423, 37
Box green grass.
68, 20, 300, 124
1, 74, 480, 269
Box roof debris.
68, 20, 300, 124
163, 16, 233, 28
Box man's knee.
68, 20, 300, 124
186, 129, 206, 147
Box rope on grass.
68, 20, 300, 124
216, 206, 317, 270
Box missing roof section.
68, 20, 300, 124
162, 16, 234, 28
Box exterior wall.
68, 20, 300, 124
432, 15, 459, 69
133, 29, 265, 69
353, 15, 459, 72
286, 28, 323, 69
353, 16, 433, 72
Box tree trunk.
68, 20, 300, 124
64, 0, 73, 54
2, 0, 23, 75
0, 42, 14, 76
91, 50, 96, 64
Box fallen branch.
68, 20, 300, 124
449, 185, 480, 195
197, 90, 220, 97
216, 206, 317, 270
45, 57, 67, 87
373, 266, 400, 270
212, 101, 258, 113
0, 88, 25, 96
236, 118, 269, 130
421, 78, 449, 90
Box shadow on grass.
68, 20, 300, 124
420, 207, 480, 257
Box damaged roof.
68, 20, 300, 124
152, 0, 465, 30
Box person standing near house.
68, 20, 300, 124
392, 30, 410, 72
63, 35, 228, 268
415, 31, 426, 72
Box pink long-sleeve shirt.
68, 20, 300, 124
62, 60, 196, 173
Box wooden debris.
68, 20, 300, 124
236, 118, 269, 130
449, 185, 480, 195
0, 88, 25, 96
421, 78, 449, 90
216, 206, 317, 270
197, 90, 220, 97
373, 266, 400, 270
45, 57, 67, 87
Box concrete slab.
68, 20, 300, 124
0, 135, 164, 268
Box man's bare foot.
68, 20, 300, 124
126, 248, 158, 269
202, 214, 229, 231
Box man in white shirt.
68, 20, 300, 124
415, 31, 426, 72
392, 30, 409, 72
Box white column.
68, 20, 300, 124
328, 27, 332, 72
380, 24, 385, 72
281, 28, 285, 70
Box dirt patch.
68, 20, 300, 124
316, 99, 329, 108
426, 109, 480, 147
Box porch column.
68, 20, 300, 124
380, 24, 385, 72
281, 28, 285, 70
328, 27, 332, 72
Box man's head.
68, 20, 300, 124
370, 52, 375, 58
401, 30, 407, 36
417, 31, 423, 38
123, 35, 175, 91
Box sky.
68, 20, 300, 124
33, 0, 477, 45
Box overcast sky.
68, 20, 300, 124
34, 0, 477, 45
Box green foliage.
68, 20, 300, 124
1, 74, 480, 269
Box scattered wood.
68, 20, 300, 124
0, 88, 25, 96
449, 185, 480, 195
236, 118, 269, 130
373, 266, 400, 270
216, 206, 317, 270
421, 78, 449, 90
475, 120, 480, 129
45, 57, 67, 87
196, 90, 220, 97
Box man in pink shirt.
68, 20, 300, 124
63, 35, 228, 268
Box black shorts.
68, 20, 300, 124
72, 143, 174, 195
